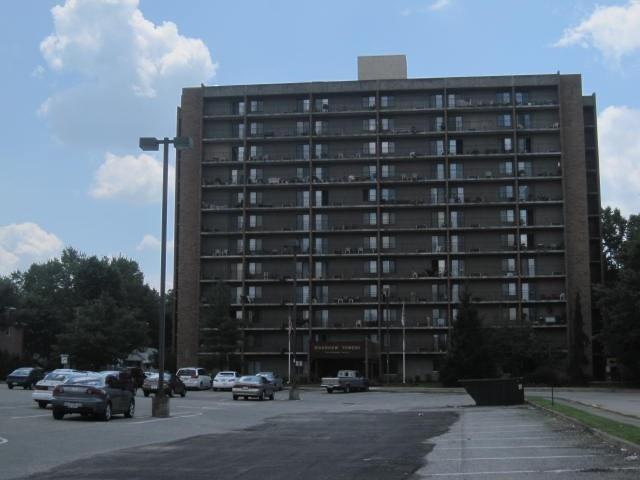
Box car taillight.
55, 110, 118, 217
86, 387, 106, 397
53, 386, 64, 395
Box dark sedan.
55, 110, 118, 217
142, 372, 186, 397
6, 367, 44, 389
51, 374, 135, 421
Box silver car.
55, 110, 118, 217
232, 375, 275, 401
51, 374, 135, 421
256, 372, 283, 391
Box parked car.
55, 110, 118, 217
142, 372, 186, 397
6, 367, 44, 389
212, 371, 241, 391
177, 367, 212, 390
32, 370, 86, 408
51, 373, 135, 421
232, 375, 275, 401
99, 370, 136, 394
121, 367, 147, 389
320, 370, 369, 393
256, 372, 283, 391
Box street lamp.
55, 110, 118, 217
139, 136, 192, 418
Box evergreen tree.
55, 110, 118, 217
201, 281, 239, 370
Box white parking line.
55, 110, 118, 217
9, 414, 50, 420
0, 437, 8, 445
438, 445, 577, 450
419, 466, 640, 477
448, 424, 542, 430
435, 454, 615, 461
437, 435, 568, 442
130, 413, 203, 425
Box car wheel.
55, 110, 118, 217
233, 395, 238, 401
258, 391, 264, 401
52, 409, 64, 420
101, 402, 112, 422
180, 389, 186, 398
7, 383, 13, 389
345, 384, 351, 394
269, 392, 275, 401
124, 400, 135, 418
23, 384, 29, 390
143, 390, 150, 397
327, 388, 333, 394
37, 401, 47, 409
168, 388, 174, 398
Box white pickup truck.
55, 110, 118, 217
320, 370, 369, 393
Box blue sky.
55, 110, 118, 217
1, 0, 639, 288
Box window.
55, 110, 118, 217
500, 209, 515, 224
363, 165, 377, 179
501, 233, 516, 249
450, 211, 463, 228
314, 121, 327, 135
433, 211, 446, 228
454, 116, 463, 131
447, 93, 456, 108
381, 118, 394, 131
363, 119, 377, 132
381, 165, 395, 178
521, 283, 531, 301
432, 284, 447, 301
314, 261, 325, 279
248, 238, 262, 252
314, 190, 327, 206
382, 236, 396, 249
435, 139, 445, 156
364, 309, 378, 323
380, 95, 394, 108
449, 163, 463, 179
502, 282, 517, 298
363, 142, 376, 155
232, 263, 243, 280
363, 96, 376, 108
235, 123, 245, 138
249, 100, 263, 113
313, 237, 327, 254
383, 309, 397, 322
381, 188, 395, 202
248, 262, 262, 275
451, 259, 464, 277
449, 139, 458, 155
315, 214, 328, 230
522, 258, 536, 276
250, 122, 262, 136
432, 235, 446, 252
297, 214, 310, 230
298, 98, 310, 113
451, 284, 460, 303
450, 235, 462, 253
231, 169, 242, 184
315, 309, 329, 327
496, 91, 511, 105
364, 212, 377, 225
315, 144, 328, 158
315, 98, 329, 111
314, 285, 329, 303
515, 91, 529, 106
296, 191, 309, 207
314, 166, 327, 181
435, 116, 444, 131
365, 236, 377, 250
518, 137, 531, 153
430, 187, 444, 203
296, 286, 310, 303
381, 212, 395, 225
503, 137, 513, 153
507, 307, 517, 322
364, 188, 376, 202
296, 167, 309, 181
364, 284, 377, 298
518, 161, 532, 176
381, 141, 395, 154
249, 191, 262, 205
519, 208, 529, 226
236, 216, 244, 229
248, 215, 262, 228
382, 259, 395, 273
248, 168, 262, 183
364, 260, 377, 274
249, 145, 263, 160
502, 258, 516, 275
297, 121, 309, 135
236, 239, 244, 253
233, 146, 245, 161
517, 113, 531, 129
499, 185, 514, 201
435, 163, 445, 180
450, 187, 464, 203
499, 161, 513, 176
498, 114, 512, 128
234, 101, 246, 115
520, 233, 529, 248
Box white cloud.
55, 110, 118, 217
38, 0, 217, 149
90, 152, 175, 204
136, 234, 174, 252
597, 105, 640, 216
429, 0, 452, 11
554, 0, 640, 61
0, 223, 64, 275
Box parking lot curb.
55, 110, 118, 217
526, 399, 640, 454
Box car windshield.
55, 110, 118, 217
146, 372, 171, 379
66, 376, 104, 386
44, 372, 70, 382
217, 372, 235, 377
257, 372, 274, 378
178, 369, 196, 376
10, 368, 32, 376
239, 376, 261, 384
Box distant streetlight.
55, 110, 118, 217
139, 136, 192, 418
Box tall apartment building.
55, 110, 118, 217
175, 56, 603, 380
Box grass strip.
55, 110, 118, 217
529, 396, 640, 445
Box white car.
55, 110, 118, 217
176, 367, 212, 390
32, 370, 86, 408
213, 371, 241, 391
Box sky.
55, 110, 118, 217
1, 0, 639, 289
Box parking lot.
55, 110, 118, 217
1, 386, 638, 479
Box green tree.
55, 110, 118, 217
201, 282, 239, 370
490, 322, 547, 378
601, 207, 640, 282
440, 291, 496, 386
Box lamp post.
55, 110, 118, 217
139, 136, 192, 418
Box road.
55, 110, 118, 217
1, 386, 639, 479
